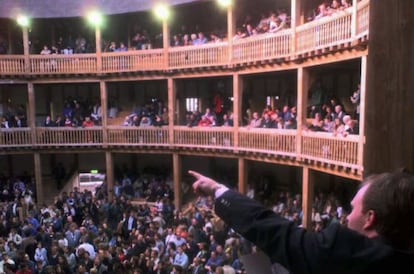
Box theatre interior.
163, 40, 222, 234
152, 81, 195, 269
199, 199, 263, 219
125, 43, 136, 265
0, 0, 411, 232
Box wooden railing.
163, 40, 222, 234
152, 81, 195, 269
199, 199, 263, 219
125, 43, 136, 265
296, 9, 353, 54
0, 126, 362, 173
0, 0, 369, 75
232, 30, 292, 63
174, 126, 234, 150
238, 128, 297, 157
356, 0, 370, 38
107, 126, 169, 146
0, 55, 26, 75
102, 49, 165, 73
301, 131, 359, 169
30, 54, 97, 74
36, 127, 103, 146
168, 42, 229, 69
0, 128, 32, 147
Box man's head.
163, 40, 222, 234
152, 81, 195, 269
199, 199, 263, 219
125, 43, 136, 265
347, 171, 414, 250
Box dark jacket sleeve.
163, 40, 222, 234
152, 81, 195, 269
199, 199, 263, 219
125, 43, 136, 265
214, 190, 392, 274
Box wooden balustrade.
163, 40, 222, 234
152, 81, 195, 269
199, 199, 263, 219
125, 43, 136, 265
168, 43, 229, 69
29, 54, 97, 74
0, 128, 32, 147
107, 126, 169, 146
301, 131, 359, 169
356, 0, 370, 38
102, 49, 165, 73
0, 55, 26, 74
36, 127, 103, 146
0, 127, 362, 173
238, 128, 297, 157
296, 9, 353, 54
233, 30, 292, 63
0, 1, 369, 75
0, 1, 369, 174
173, 126, 234, 150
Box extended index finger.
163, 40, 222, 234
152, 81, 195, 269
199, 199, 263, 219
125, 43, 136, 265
188, 170, 202, 179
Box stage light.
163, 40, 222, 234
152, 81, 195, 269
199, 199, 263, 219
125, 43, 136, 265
217, 0, 232, 8
17, 15, 30, 27
154, 3, 170, 21
87, 11, 104, 27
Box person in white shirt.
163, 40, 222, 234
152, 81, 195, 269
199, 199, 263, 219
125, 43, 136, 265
7, 228, 22, 247
0, 253, 15, 273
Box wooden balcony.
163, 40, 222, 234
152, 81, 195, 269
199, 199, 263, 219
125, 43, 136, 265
0, 128, 32, 147
238, 128, 297, 157
174, 126, 234, 151
102, 49, 165, 73
0, 1, 369, 179
0, 0, 369, 76
35, 127, 103, 147
301, 131, 360, 170
29, 54, 98, 75
0, 126, 363, 176
107, 126, 169, 147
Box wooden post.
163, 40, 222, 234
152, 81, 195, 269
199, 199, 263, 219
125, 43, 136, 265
163, 20, 169, 68
22, 26, 30, 72
27, 82, 37, 152
173, 153, 181, 211
34, 153, 43, 204
100, 81, 108, 144
238, 158, 246, 194
233, 73, 242, 148
351, 0, 358, 38
27, 82, 35, 129
168, 77, 175, 146
227, 4, 235, 65
301, 167, 314, 229
297, 67, 310, 159
95, 27, 102, 73
357, 56, 367, 171
291, 0, 303, 54
363, 0, 414, 175
105, 151, 114, 201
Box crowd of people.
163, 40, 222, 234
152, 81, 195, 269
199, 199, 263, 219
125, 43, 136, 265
0, 167, 352, 274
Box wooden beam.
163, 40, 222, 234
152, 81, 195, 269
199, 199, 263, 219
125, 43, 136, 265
363, 0, 414, 175
301, 167, 314, 229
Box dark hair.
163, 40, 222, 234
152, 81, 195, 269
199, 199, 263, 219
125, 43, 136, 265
362, 171, 414, 249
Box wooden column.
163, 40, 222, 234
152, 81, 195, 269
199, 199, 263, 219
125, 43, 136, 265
167, 78, 175, 145
163, 20, 169, 68
291, 0, 303, 54
34, 153, 43, 204
27, 82, 35, 128
297, 67, 310, 158
238, 158, 247, 194
95, 27, 102, 73
105, 152, 114, 201
301, 167, 314, 229
233, 73, 242, 148
357, 56, 367, 170
173, 153, 181, 210
227, 4, 235, 64
351, 0, 358, 38
363, 0, 414, 175
22, 26, 30, 72
100, 81, 108, 143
